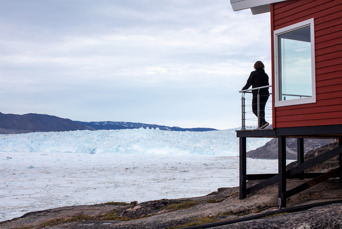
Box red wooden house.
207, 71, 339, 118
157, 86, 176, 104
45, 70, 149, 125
231, 0, 342, 207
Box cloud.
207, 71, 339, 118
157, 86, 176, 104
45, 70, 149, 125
0, 0, 271, 129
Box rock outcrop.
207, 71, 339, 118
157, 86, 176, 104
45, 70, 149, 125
0, 112, 91, 134
0, 112, 217, 134
247, 138, 334, 160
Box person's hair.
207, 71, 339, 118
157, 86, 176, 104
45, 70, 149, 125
254, 61, 265, 69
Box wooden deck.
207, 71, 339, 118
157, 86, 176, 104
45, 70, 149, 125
236, 124, 342, 208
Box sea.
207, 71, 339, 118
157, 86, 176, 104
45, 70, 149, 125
0, 128, 277, 222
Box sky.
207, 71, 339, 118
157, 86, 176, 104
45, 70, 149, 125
0, 0, 271, 129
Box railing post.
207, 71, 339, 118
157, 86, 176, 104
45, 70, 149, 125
239, 85, 271, 130
241, 92, 246, 130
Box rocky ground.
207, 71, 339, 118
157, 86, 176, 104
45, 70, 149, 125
1, 142, 342, 229
1, 180, 342, 229
247, 138, 334, 160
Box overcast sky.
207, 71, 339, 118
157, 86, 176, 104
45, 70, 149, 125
0, 0, 271, 129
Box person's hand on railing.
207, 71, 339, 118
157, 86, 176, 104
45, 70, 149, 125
239, 85, 272, 94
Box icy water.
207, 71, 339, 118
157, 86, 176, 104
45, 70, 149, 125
0, 129, 276, 221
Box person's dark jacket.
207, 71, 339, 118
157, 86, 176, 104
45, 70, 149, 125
242, 68, 269, 96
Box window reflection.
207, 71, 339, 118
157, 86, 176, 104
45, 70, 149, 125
278, 26, 312, 101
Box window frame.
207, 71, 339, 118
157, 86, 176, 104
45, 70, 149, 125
274, 18, 316, 107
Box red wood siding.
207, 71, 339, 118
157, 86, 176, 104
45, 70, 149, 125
271, 0, 342, 128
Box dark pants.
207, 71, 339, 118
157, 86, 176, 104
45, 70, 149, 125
252, 93, 269, 127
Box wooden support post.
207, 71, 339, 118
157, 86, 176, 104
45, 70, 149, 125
297, 138, 304, 179
278, 136, 287, 208
339, 137, 342, 182
239, 137, 247, 199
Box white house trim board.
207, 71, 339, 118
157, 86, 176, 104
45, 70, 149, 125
251, 5, 270, 15
273, 18, 316, 107
230, 0, 288, 11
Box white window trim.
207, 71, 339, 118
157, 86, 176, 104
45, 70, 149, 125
274, 18, 316, 107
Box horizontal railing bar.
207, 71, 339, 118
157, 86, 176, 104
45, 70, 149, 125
239, 85, 271, 93
239, 85, 310, 98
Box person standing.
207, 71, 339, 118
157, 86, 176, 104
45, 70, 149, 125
242, 61, 270, 129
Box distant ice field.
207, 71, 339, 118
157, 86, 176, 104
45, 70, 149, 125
0, 129, 276, 221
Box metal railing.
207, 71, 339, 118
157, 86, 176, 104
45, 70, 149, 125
280, 93, 311, 101
239, 85, 272, 130
239, 86, 312, 130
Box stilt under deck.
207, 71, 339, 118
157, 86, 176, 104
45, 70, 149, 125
237, 125, 342, 208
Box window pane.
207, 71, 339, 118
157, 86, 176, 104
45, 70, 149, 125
278, 26, 312, 101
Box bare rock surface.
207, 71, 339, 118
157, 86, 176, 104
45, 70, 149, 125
215, 202, 342, 229
247, 138, 333, 160
1, 180, 342, 229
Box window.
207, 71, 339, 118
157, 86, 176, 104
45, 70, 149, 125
274, 19, 316, 107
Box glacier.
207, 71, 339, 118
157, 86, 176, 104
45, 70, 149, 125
0, 128, 276, 222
